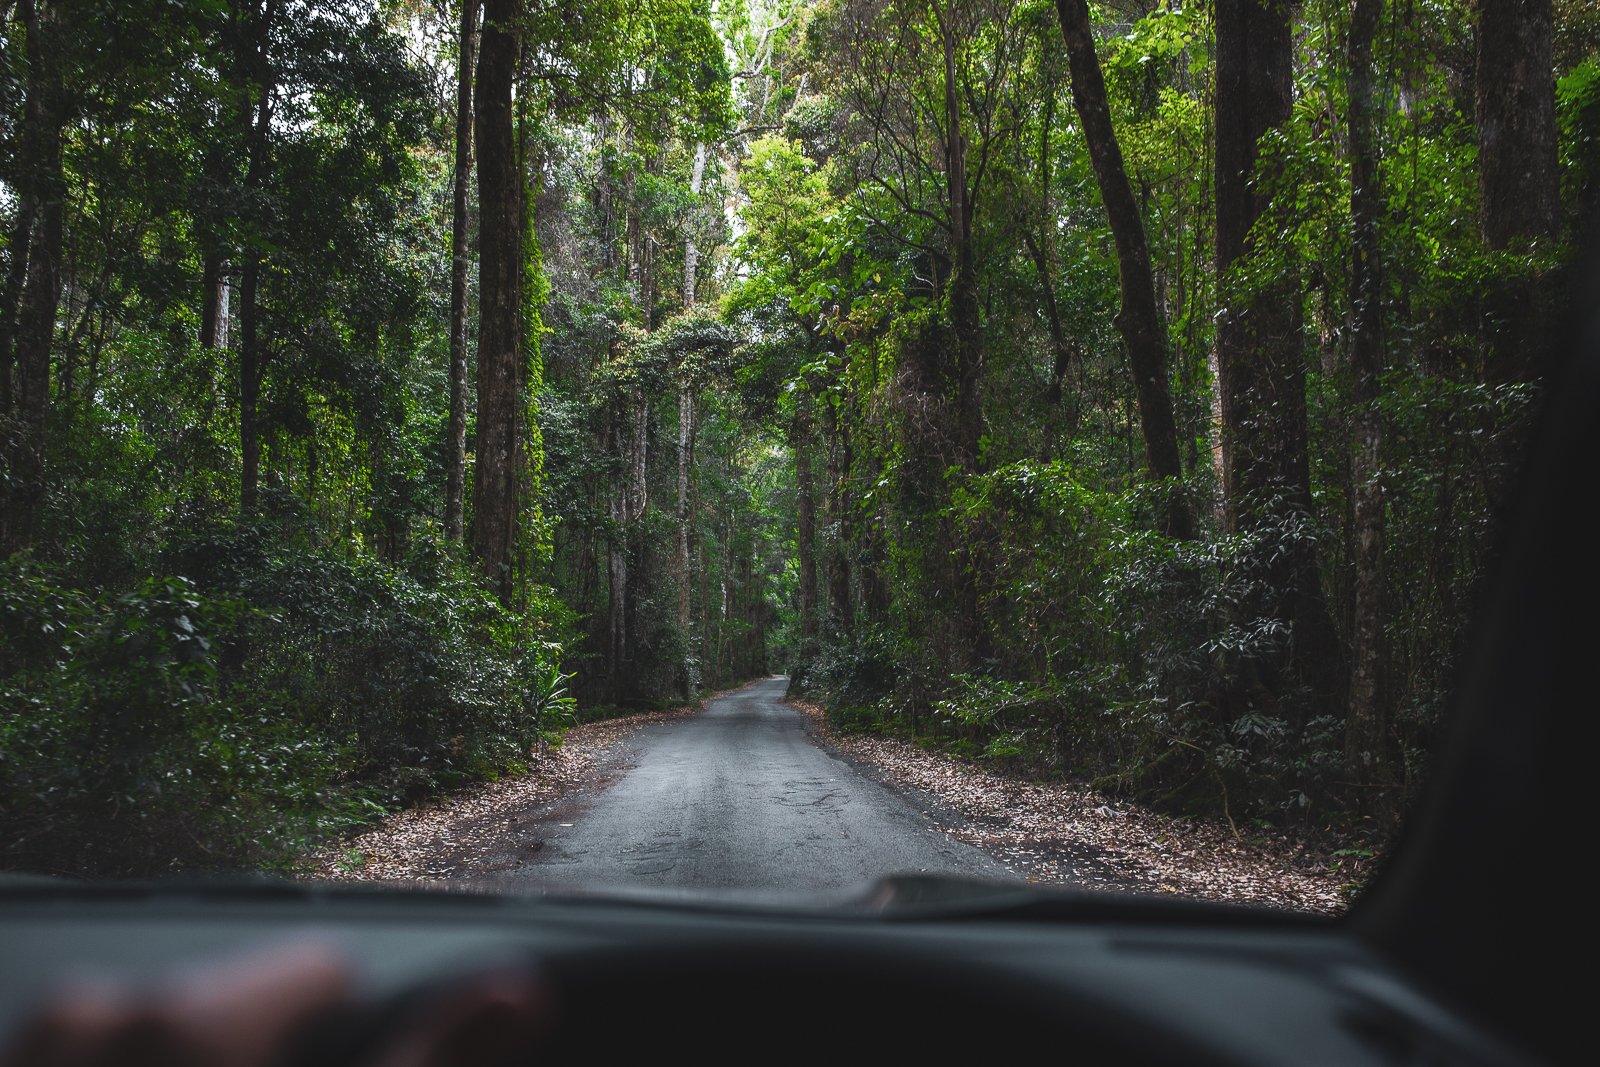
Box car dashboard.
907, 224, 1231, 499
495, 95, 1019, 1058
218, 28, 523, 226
0, 877, 1539, 1065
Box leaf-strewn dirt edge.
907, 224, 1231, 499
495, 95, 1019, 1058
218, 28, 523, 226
298, 704, 703, 885
785, 696, 1368, 915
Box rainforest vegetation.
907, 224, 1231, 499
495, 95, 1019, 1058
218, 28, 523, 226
1, 0, 1593, 876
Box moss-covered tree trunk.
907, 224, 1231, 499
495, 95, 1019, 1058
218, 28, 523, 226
445, 0, 478, 544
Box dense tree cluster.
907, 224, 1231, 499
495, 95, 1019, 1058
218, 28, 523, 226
0, 0, 1592, 875
739, 0, 1592, 827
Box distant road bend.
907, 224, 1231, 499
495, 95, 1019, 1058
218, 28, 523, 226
499, 676, 1009, 898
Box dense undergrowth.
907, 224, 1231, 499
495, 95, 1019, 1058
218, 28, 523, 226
0, 528, 574, 877
794, 371, 1525, 836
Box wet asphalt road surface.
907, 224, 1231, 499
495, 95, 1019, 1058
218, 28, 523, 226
502, 676, 1010, 899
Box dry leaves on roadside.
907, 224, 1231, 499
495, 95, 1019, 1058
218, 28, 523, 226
787, 698, 1361, 915
301, 706, 700, 884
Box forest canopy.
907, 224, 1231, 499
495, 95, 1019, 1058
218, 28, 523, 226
1, 0, 1593, 877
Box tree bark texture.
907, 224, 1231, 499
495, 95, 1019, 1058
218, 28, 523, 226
1056, 0, 1193, 539
1214, 0, 1341, 713
471, 0, 522, 598
676, 389, 696, 643
0, 207, 34, 418
1475, 0, 1559, 383
1214, 0, 1308, 528
238, 0, 275, 514
794, 404, 819, 645
445, 0, 478, 544
1345, 0, 1389, 785
940, 7, 989, 663
199, 254, 225, 350
941, 12, 982, 473
1476, 0, 1560, 251
824, 381, 855, 636
676, 142, 708, 693
1, 0, 64, 553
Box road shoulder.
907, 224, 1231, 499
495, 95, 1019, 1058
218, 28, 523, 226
785, 695, 1355, 914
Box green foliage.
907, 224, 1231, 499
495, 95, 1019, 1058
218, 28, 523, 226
0, 536, 574, 876
1, 0, 1584, 875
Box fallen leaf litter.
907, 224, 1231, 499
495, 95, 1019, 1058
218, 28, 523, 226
786, 697, 1362, 914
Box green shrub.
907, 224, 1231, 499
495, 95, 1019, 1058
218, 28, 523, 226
1, 525, 576, 877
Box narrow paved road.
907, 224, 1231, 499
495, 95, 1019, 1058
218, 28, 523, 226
502, 677, 1010, 898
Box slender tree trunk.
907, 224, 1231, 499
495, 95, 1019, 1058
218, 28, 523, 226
606, 385, 649, 692
1, 0, 64, 553
824, 379, 855, 636
199, 254, 224, 349
1345, 0, 1388, 788
682, 143, 706, 309
239, 253, 262, 511
0, 208, 35, 417
603, 406, 628, 692
1022, 231, 1076, 410
676, 388, 696, 658
471, 0, 522, 598
794, 405, 819, 647
676, 142, 708, 693
941, 12, 981, 472
1056, 0, 1193, 539
940, 6, 988, 663
238, 0, 274, 514
445, 0, 479, 544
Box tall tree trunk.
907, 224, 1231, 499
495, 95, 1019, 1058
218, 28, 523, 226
824, 377, 855, 637
1021, 231, 1075, 412
794, 405, 819, 648
445, 0, 479, 544
1, 0, 64, 553
605, 384, 649, 694
682, 143, 706, 309
941, 11, 982, 472
1476, 0, 1559, 251
1215, 0, 1340, 716
1215, 0, 1304, 527
471, 0, 522, 598
0, 208, 35, 418
1056, 0, 1193, 539
940, 6, 988, 664
604, 405, 628, 692
239, 253, 262, 511
676, 387, 696, 674
199, 254, 225, 349
1476, 0, 1559, 384
238, 0, 275, 514
676, 142, 707, 694
1345, 0, 1388, 790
